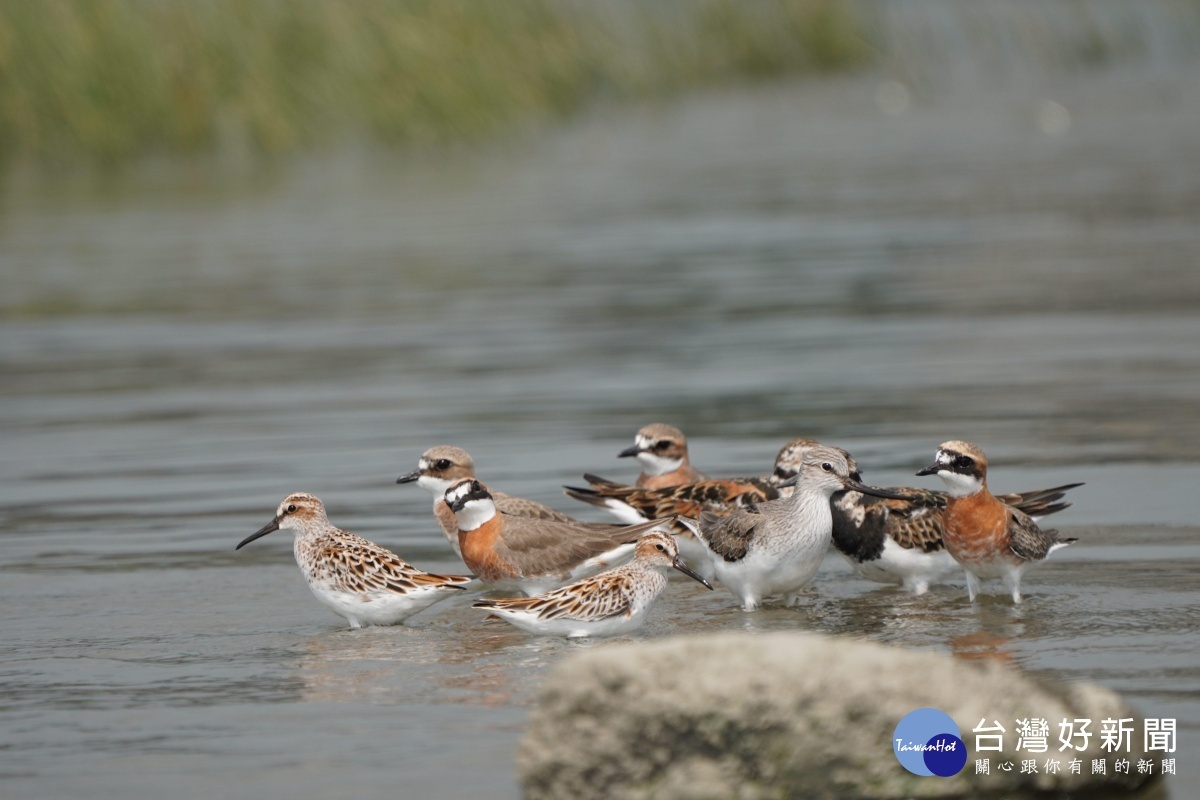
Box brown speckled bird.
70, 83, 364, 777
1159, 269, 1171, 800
237, 493, 471, 628
472, 530, 711, 638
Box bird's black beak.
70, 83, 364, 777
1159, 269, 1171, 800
672, 556, 713, 590
779, 474, 800, 488
618, 444, 641, 458
236, 517, 280, 550
915, 462, 941, 477
396, 470, 420, 484
842, 477, 915, 501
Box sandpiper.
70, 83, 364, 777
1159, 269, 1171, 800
613, 423, 707, 490
682, 444, 912, 611
472, 530, 712, 638
397, 445, 618, 558
916, 441, 1078, 603
237, 492, 471, 628
444, 478, 673, 595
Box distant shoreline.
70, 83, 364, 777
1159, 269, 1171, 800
0, 0, 864, 170
2, 0, 1196, 172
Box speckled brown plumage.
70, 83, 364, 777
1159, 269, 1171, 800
564, 436, 824, 528
299, 529, 471, 595
471, 531, 711, 637
565, 473, 778, 521
476, 568, 645, 622
237, 492, 472, 628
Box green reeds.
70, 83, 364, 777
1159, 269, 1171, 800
0, 0, 864, 167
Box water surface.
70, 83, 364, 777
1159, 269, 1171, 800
3, 56, 1200, 799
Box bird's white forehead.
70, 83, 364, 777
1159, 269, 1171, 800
936, 450, 956, 465
418, 458, 432, 471
636, 434, 654, 448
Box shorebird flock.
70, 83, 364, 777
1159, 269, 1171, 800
237, 424, 1081, 636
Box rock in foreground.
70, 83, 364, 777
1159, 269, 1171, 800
519, 632, 1159, 800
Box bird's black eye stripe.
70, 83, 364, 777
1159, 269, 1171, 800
955, 455, 974, 469
654, 441, 671, 451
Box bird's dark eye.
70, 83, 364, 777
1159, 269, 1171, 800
955, 456, 974, 469
435, 459, 451, 470
821, 462, 834, 472
655, 543, 666, 552
286, 504, 297, 513
654, 441, 671, 452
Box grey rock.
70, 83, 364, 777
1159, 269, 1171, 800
518, 632, 1161, 799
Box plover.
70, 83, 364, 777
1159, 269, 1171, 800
444, 478, 673, 596
397, 445, 621, 558
612, 423, 707, 490
916, 441, 1078, 603
832, 479, 1082, 595
562, 435, 818, 523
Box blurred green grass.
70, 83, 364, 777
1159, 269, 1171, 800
0, 0, 865, 167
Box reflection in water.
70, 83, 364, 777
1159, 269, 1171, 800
294, 630, 415, 705
292, 612, 564, 708
948, 631, 1016, 666
425, 621, 565, 709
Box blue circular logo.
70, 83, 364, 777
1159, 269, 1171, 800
893, 708, 967, 777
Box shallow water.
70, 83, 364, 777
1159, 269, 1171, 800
3, 55, 1200, 800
